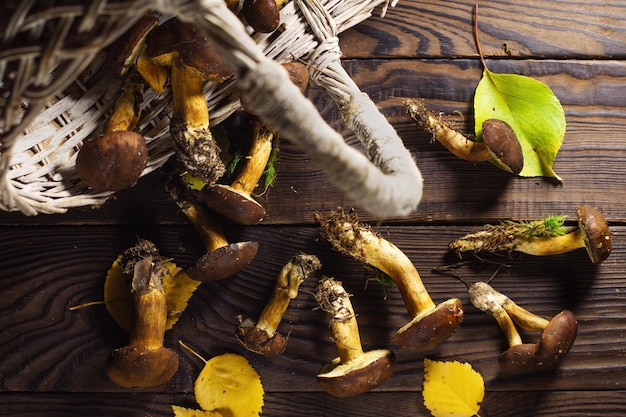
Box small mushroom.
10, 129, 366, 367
146, 17, 233, 186
169, 181, 258, 281
76, 72, 148, 192
241, 0, 283, 33
450, 205, 612, 264
237, 253, 321, 355
201, 62, 309, 224
104, 239, 179, 388
106, 14, 159, 79
402, 98, 523, 174
469, 281, 577, 374
317, 209, 463, 351
315, 277, 396, 397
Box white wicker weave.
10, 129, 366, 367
0, 0, 422, 217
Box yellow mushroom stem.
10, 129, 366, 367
316, 277, 364, 363
231, 120, 274, 195
402, 98, 492, 162
171, 65, 210, 131
468, 282, 522, 347
103, 73, 144, 133
130, 257, 169, 349
254, 254, 320, 336
176, 196, 229, 252
318, 210, 435, 317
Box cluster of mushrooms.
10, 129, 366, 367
84, 4, 614, 402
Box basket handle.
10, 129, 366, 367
179, 0, 422, 218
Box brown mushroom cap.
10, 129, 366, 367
106, 14, 159, 77
76, 131, 148, 192
536, 310, 577, 366
481, 119, 524, 175
577, 205, 612, 264
241, 0, 281, 33
200, 184, 266, 225
499, 343, 538, 375
105, 345, 179, 388
186, 241, 259, 281
236, 318, 287, 356
145, 17, 232, 82
393, 298, 463, 351
317, 349, 396, 398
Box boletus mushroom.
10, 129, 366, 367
145, 17, 234, 186
469, 281, 577, 375
168, 181, 258, 281
450, 205, 612, 264
104, 239, 179, 388
315, 277, 396, 397
201, 62, 309, 224
317, 208, 463, 351
402, 98, 524, 174
76, 72, 148, 192
237, 253, 321, 355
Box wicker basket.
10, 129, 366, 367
0, 0, 421, 217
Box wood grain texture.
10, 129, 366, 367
3, 1, 626, 416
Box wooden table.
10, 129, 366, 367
2, 1, 626, 415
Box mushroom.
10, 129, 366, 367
106, 14, 159, 79
315, 277, 396, 397
168, 181, 259, 281
402, 98, 524, 174
317, 208, 463, 351
201, 62, 309, 224
450, 205, 612, 264
75, 72, 148, 192
104, 239, 179, 388
237, 253, 321, 355
469, 281, 577, 374
145, 17, 234, 186
240, 0, 289, 33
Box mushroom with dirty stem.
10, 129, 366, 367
145, 17, 234, 186
201, 62, 310, 224
237, 253, 321, 355
469, 281, 577, 374
104, 239, 179, 388
402, 98, 524, 174
76, 72, 148, 192
315, 277, 396, 397
450, 205, 612, 264
168, 181, 259, 281
317, 209, 463, 351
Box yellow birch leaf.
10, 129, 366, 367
172, 405, 223, 417
423, 358, 484, 417
195, 353, 264, 417
104, 255, 201, 331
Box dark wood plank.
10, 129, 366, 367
2, 390, 626, 417
341, 0, 626, 59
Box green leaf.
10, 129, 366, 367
474, 70, 566, 180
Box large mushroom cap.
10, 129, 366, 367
499, 343, 538, 375
200, 184, 266, 225
145, 17, 232, 82
317, 349, 396, 398
186, 241, 259, 282
577, 205, 612, 264
105, 345, 179, 388
536, 309, 577, 366
393, 298, 463, 352
76, 131, 148, 192
481, 119, 524, 175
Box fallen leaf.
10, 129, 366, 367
172, 405, 222, 417
474, 70, 565, 180
422, 358, 484, 417
194, 353, 264, 417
